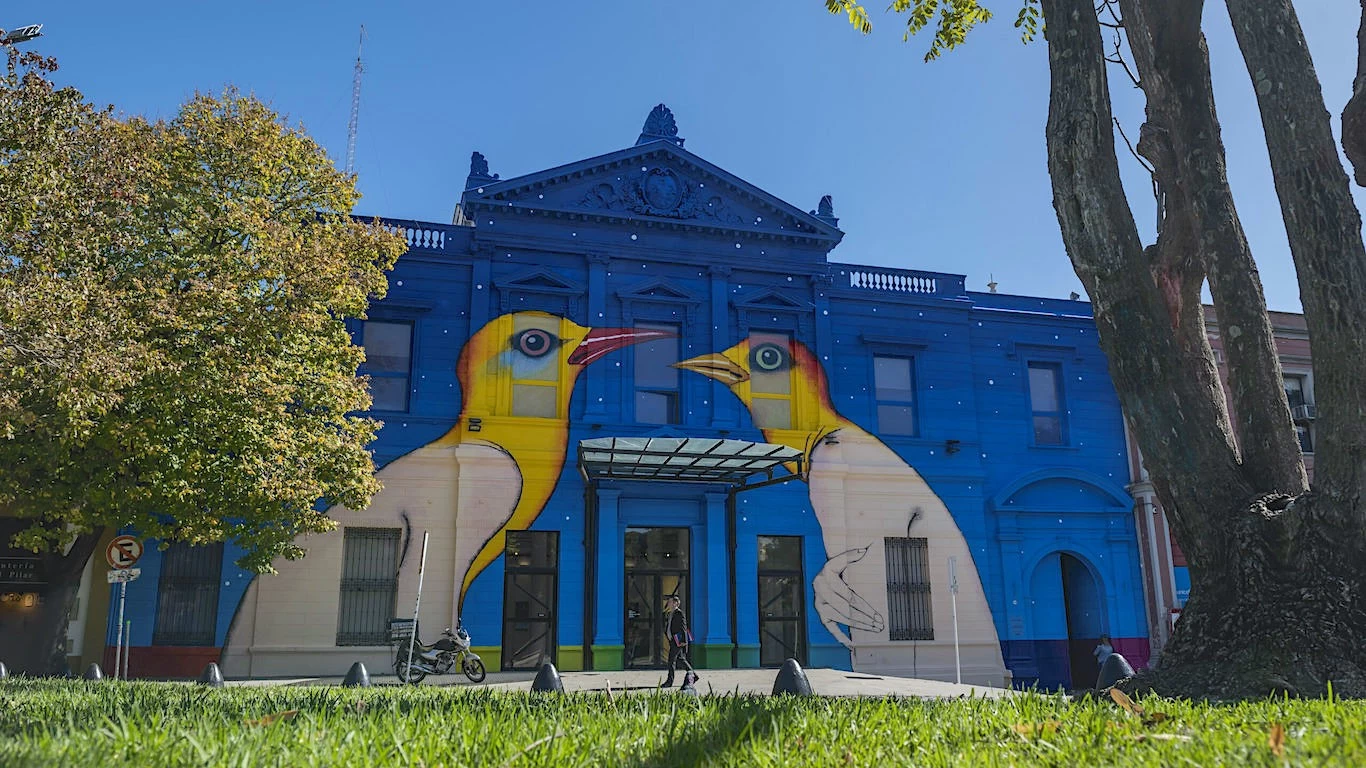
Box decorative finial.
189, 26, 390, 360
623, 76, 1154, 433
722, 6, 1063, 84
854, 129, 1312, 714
466, 151, 499, 190
987, 274, 998, 294
637, 104, 684, 147
811, 195, 839, 227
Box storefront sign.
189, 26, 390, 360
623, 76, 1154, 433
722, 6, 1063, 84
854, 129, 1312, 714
0, 557, 45, 586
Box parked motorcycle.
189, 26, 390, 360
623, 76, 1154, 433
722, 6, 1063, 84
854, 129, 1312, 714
390, 619, 487, 684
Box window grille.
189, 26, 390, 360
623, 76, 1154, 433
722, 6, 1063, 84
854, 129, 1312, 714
884, 537, 933, 641
152, 542, 223, 646
336, 527, 400, 646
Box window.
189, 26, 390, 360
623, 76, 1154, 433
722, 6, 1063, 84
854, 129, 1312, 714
336, 527, 400, 646
502, 531, 559, 671
1296, 424, 1314, 454
511, 314, 561, 418
757, 536, 806, 666
152, 542, 223, 646
874, 356, 917, 436
884, 537, 933, 640
360, 321, 413, 412
1027, 362, 1065, 446
1284, 374, 1314, 453
749, 332, 794, 429
1283, 375, 1307, 409
634, 322, 681, 424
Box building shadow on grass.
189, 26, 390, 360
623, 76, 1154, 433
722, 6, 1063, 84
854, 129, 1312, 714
611, 697, 779, 768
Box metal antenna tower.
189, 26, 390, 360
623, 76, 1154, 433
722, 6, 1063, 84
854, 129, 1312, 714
345, 25, 365, 176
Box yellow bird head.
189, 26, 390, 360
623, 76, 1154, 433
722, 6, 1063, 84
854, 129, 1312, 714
674, 334, 841, 440
456, 311, 672, 419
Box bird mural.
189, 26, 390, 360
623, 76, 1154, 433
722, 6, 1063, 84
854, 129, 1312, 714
222, 311, 667, 671
432, 311, 670, 612
676, 333, 1005, 680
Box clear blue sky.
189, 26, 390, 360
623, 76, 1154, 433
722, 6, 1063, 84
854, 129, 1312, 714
10, 1, 1362, 311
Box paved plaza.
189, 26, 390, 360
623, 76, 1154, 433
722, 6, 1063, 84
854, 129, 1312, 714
223, 667, 1014, 699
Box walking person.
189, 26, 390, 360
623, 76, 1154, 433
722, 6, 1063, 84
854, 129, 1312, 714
662, 594, 695, 688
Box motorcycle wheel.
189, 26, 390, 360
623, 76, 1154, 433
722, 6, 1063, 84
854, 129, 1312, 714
395, 659, 427, 685
462, 657, 487, 683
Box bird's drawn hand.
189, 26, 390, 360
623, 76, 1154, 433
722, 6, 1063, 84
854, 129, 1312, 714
813, 545, 885, 649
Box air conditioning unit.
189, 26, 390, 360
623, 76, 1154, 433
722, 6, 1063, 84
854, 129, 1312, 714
1291, 403, 1317, 421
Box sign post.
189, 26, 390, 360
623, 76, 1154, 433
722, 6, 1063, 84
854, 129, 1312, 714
403, 532, 430, 683
948, 556, 961, 685
105, 536, 143, 681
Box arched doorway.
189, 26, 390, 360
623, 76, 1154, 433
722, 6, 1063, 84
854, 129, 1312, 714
1059, 553, 1103, 689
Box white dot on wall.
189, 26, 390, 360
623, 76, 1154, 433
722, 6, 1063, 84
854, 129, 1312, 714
1078, 376, 1083, 381
929, 450, 935, 455
988, 379, 994, 385
957, 401, 962, 405
978, 322, 983, 327
786, 276, 793, 281
918, 312, 923, 317
402, 423, 408, 428
735, 243, 742, 249
538, 194, 544, 199
487, 220, 494, 225
631, 234, 638, 241
443, 329, 448, 334
982, 453, 988, 459
476, 188, 484, 194
598, 312, 604, 318
572, 232, 577, 237
823, 310, 829, 316
476, 284, 483, 290
396, 280, 403, 287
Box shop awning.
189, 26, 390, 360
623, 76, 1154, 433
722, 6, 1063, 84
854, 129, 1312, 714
577, 437, 802, 486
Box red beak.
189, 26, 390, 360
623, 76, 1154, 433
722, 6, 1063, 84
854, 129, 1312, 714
567, 326, 675, 366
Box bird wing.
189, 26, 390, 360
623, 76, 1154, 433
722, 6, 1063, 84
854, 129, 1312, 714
449, 440, 524, 612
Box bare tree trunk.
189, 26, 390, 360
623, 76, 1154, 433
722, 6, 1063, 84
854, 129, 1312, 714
1041, 0, 1366, 697
0, 519, 102, 676
1342, 1, 1366, 186
1120, 0, 1307, 495
1225, 0, 1366, 515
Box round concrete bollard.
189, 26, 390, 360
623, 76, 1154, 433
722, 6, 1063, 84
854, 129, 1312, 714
0, 661, 9, 680
530, 662, 564, 693
82, 663, 103, 681
342, 661, 371, 688
772, 658, 814, 696
1096, 653, 1136, 691
197, 662, 225, 688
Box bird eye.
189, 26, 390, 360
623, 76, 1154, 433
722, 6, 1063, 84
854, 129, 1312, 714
513, 329, 558, 358
750, 343, 789, 373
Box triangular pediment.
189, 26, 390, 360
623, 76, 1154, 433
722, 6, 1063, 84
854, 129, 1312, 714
735, 288, 811, 311
460, 142, 843, 244
618, 278, 700, 303
496, 268, 581, 295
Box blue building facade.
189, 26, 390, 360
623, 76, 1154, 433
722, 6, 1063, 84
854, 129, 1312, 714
108, 106, 1146, 690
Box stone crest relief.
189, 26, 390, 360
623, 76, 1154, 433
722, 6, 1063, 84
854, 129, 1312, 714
575, 167, 746, 225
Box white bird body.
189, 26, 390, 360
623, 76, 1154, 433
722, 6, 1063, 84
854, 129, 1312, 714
805, 422, 1006, 685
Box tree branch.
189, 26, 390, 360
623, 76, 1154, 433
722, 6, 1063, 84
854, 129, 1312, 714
1040, 0, 1250, 569
1226, 0, 1366, 514
1342, 0, 1366, 186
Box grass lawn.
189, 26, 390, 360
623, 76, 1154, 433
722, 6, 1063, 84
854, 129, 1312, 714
1, 679, 1364, 767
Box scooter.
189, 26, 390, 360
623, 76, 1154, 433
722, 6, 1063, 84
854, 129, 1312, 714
391, 620, 487, 684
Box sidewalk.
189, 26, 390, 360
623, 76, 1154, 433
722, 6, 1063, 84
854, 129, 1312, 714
226, 667, 1013, 699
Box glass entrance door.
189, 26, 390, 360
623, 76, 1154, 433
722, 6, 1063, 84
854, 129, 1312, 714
623, 527, 689, 669
758, 535, 806, 667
